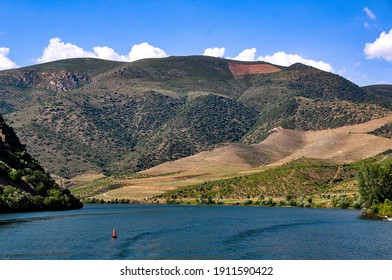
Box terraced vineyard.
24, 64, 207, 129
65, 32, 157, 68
70, 177, 127, 198
70, 173, 150, 198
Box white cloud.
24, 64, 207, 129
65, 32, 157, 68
230, 48, 257, 61
203, 47, 225, 57
36, 38, 168, 63
226, 47, 334, 72
257, 51, 334, 72
364, 29, 392, 61
364, 7, 376, 20
127, 42, 168, 62
37, 38, 95, 63
92, 46, 129, 62
0, 47, 18, 70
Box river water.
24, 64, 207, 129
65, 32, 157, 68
0, 204, 391, 260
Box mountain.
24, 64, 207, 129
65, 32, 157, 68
0, 56, 391, 178
0, 115, 82, 212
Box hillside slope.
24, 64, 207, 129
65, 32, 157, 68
144, 114, 392, 175
0, 115, 82, 212
0, 56, 390, 177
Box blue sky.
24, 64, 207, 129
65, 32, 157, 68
1, 0, 392, 86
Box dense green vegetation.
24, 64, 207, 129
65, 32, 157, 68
0, 115, 82, 212
0, 186, 81, 212
363, 85, 392, 109
378, 199, 392, 216
358, 161, 392, 216
134, 94, 259, 170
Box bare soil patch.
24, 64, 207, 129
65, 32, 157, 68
145, 114, 392, 175
228, 63, 282, 77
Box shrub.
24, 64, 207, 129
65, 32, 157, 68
278, 200, 286, 206
243, 199, 253, 205
303, 201, 311, 208
358, 162, 392, 206
288, 199, 298, 207
352, 196, 364, 209
8, 169, 21, 181
263, 198, 276, 206
379, 199, 392, 216
333, 195, 350, 209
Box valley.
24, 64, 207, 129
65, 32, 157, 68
71, 115, 392, 205
1, 56, 392, 209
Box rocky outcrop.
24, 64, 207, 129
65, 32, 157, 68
11, 69, 90, 92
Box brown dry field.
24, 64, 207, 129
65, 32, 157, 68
92, 114, 392, 201
68, 173, 106, 185
228, 63, 282, 76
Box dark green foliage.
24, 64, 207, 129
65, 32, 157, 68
0, 115, 82, 212
285, 65, 367, 102
357, 162, 392, 207
332, 195, 351, 209
378, 199, 392, 216
370, 122, 392, 139
134, 94, 258, 171
1, 115, 46, 180
261, 98, 299, 125
0, 186, 82, 212
131, 56, 244, 97
362, 85, 392, 109
82, 197, 131, 204
0, 186, 35, 211
242, 97, 298, 142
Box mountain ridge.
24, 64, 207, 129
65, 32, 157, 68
1, 56, 391, 178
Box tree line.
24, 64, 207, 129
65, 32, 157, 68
358, 162, 392, 217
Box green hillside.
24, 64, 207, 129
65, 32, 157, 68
0, 115, 82, 212
0, 56, 390, 178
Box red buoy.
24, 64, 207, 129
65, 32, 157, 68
112, 228, 117, 239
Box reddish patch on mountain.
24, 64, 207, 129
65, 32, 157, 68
228, 63, 282, 77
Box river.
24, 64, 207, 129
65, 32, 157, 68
0, 204, 391, 260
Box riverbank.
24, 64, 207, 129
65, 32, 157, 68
80, 196, 392, 222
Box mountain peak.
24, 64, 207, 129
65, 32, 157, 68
288, 62, 313, 70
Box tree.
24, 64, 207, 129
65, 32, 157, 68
8, 169, 21, 181
379, 199, 392, 216
358, 162, 392, 207
0, 186, 34, 210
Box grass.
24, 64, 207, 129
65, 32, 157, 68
155, 157, 361, 205
27, 58, 125, 75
